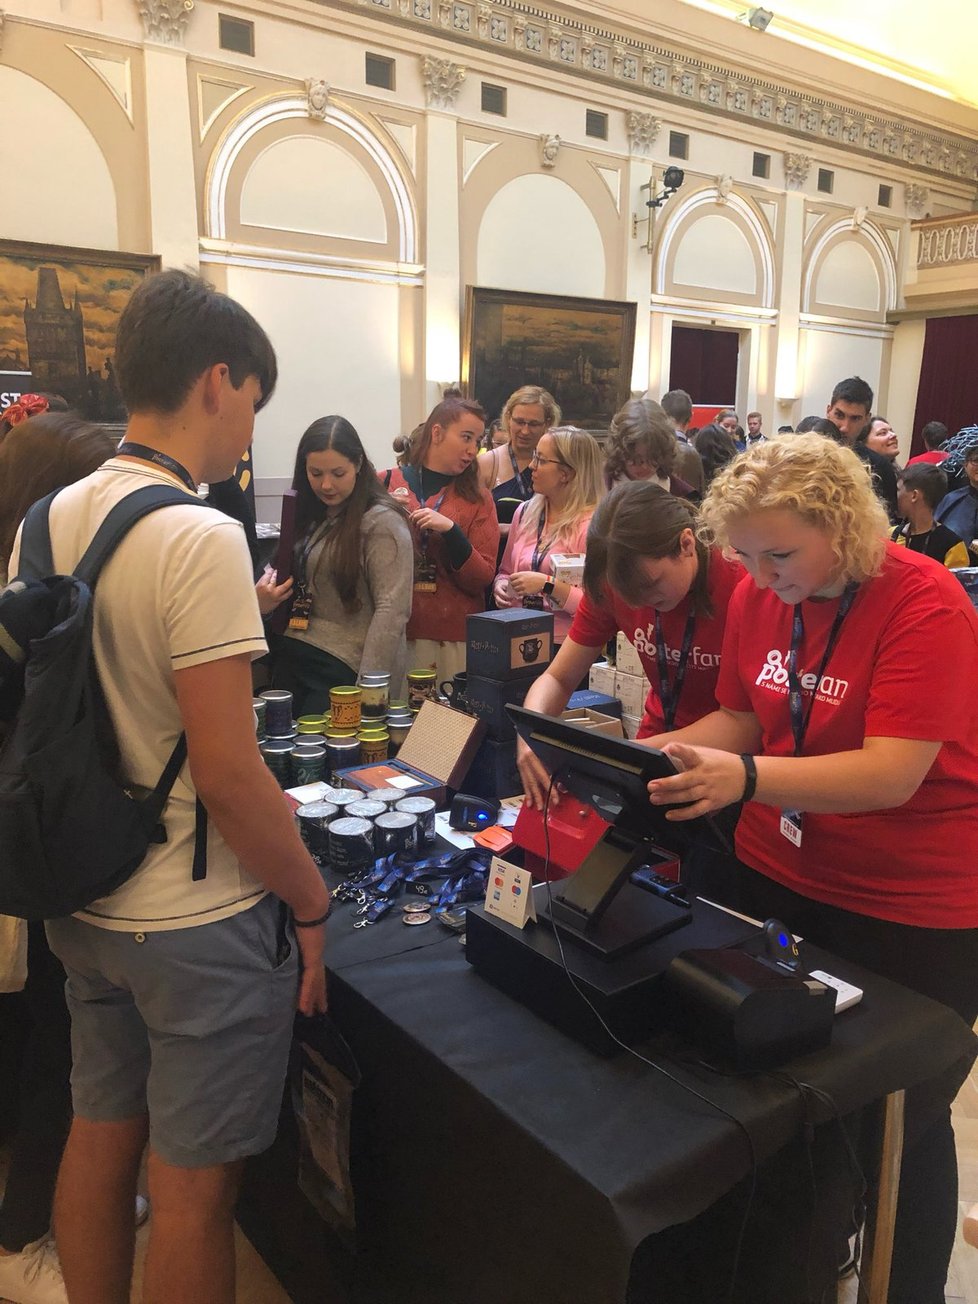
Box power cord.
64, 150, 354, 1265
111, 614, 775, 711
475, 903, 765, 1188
540, 775, 757, 1304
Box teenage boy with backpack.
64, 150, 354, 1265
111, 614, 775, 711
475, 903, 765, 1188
8, 270, 330, 1304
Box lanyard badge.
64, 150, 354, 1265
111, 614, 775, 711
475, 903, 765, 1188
654, 608, 697, 733
523, 510, 556, 611
779, 582, 858, 847
414, 481, 447, 594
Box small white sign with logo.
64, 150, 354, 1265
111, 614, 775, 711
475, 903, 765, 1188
484, 856, 537, 929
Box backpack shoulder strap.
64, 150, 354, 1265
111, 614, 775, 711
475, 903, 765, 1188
17, 491, 59, 580
75, 485, 213, 589
384, 469, 393, 490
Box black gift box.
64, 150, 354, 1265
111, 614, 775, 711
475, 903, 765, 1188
566, 689, 623, 720
466, 609, 554, 681
465, 675, 537, 741
463, 737, 522, 802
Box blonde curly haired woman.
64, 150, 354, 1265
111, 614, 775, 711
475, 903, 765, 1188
643, 433, 978, 1304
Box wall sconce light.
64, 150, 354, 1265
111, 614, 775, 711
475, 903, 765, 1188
632, 167, 685, 253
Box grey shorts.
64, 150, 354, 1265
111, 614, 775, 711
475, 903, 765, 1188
45, 893, 298, 1169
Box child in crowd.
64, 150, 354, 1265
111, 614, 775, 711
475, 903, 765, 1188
893, 463, 971, 568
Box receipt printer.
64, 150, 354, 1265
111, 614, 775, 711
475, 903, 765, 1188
663, 947, 835, 1069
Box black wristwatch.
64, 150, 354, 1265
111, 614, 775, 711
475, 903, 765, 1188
541, 579, 555, 597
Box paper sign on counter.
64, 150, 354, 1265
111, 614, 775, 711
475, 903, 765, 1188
484, 856, 536, 929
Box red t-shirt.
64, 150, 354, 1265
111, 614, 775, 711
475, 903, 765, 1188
905, 450, 948, 466
569, 550, 742, 735
717, 542, 978, 927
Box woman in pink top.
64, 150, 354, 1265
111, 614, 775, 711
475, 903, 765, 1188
492, 426, 604, 643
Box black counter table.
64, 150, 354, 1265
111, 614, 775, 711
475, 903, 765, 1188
242, 890, 977, 1304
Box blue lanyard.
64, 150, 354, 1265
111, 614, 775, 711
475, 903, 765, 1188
786, 583, 858, 756
117, 442, 197, 493
531, 509, 557, 573
507, 445, 533, 501
653, 608, 696, 733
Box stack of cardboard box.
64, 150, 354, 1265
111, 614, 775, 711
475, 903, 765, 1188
604, 632, 651, 740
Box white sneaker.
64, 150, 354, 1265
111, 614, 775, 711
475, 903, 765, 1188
0, 1237, 67, 1304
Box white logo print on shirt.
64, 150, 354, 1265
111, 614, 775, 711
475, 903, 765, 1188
755, 650, 849, 705
632, 624, 720, 668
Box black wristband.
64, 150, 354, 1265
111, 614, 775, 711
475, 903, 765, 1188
541, 579, 555, 596
740, 754, 757, 803
293, 909, 330, 928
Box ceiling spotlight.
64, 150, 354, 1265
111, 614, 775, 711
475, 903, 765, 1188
739, 7, 774, 30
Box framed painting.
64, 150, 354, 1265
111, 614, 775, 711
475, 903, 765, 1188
462, 287, 637, 429
0, 239, 159, 424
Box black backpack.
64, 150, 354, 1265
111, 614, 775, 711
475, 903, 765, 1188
0, 484, 211, 920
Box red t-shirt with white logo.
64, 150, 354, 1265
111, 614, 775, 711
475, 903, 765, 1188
569, 550, 742, 735
717, 542, 978, 927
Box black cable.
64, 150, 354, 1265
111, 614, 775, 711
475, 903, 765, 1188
540, 775, 758, 1304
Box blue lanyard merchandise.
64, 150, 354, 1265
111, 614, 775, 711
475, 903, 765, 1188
780, 582, 858, 847
117, 442, 197, 494
654, 608, 697, 733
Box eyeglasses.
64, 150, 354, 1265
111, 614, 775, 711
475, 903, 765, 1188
511, 419, 546, 431
529, 452, 566, 468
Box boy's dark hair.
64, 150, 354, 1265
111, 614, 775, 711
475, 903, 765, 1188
898, 462, 948, 511
660, 388, 693, 426
921, 420, 949, 451
797, 416, 839, 437
830, 376, 873, 412
115, 269, 277, 415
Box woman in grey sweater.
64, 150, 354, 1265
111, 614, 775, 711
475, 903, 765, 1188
267, 415, 414, 715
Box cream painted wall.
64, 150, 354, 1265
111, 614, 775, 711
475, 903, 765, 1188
813, 242, 882, 313
241, 137, 389, 243
0, 66, 118, 249
888, 320, 928, 456
798, 327, 885, 419
672, 214, 757, 296
476, 174, 606, 298
224, 266, 405, 484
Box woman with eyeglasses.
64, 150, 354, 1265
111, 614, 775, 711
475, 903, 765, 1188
492, 426, 605, 645
603, 398, 695, 499
478, 386, 561, 535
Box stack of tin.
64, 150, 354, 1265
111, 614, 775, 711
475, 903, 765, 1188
294, 788, 437, 872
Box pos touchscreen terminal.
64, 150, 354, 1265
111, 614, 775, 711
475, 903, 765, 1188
507, 706, 726, 959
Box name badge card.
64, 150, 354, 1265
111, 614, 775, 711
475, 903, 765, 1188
484, 857, 537, 929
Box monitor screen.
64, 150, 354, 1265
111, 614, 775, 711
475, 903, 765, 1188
506, 705, 708, 854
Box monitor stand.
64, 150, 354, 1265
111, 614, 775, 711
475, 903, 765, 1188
545, 824, 691, 960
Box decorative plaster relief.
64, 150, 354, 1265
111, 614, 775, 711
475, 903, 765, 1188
626, 111, 660, 156
136, 0, 194, 45
539, 133, 561, 169
306, 78, 330, 120
421, 56, 465, 109
784, 152, 811, 189
906, 184, 929, 217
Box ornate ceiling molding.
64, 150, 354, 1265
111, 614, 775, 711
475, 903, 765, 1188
333, 0, 978, 183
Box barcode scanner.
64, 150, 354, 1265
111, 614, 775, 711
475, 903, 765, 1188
762, 918, 800, 971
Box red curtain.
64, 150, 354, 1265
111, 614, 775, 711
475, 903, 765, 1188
910, 314, 978, 455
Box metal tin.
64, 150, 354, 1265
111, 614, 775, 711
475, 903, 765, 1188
321, 787, 364, 811
327, 816, 376, 872
290, 746, 326, 785
324, 735, 360, 781
386, 717, 412, 753
329, 685, 362, 731
260, 738, 293, 785
358, 729, 389, 764
292, 739, 326, 754
374, 810, 418, 857
370, 787, 405, 810
296, 714, 327, 735
295, 800, 338, 865
358, 672, 391, 719
402, 912, 431, 926
346, 799, 386, 822
395, 796, 436, 845
253, 697, 267, 742
260, 690, 293, 737
406, 668, 437, 713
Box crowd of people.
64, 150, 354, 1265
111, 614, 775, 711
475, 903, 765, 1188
0, 267, 976, 1304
